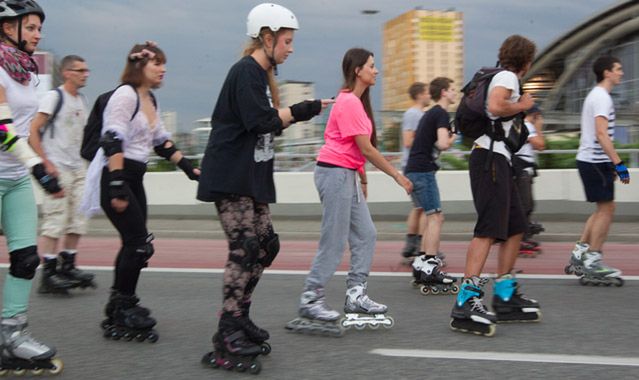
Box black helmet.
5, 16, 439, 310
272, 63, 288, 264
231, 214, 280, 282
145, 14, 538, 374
0, 0, 45, 22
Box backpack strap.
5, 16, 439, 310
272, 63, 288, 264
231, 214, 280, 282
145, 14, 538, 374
41, 88, 63, 138
118, 84, 156, 122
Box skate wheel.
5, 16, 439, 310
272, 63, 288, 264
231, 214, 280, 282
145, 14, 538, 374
354, 323, 366, 331
451, 285, 460, 294
384, 316, 395, 329
123, 331, 134, 341
339, 317, 350, 330
419, 286, 430, 295
614, 278, 624, 287
147, 332, 159, 343
260, 342, 271, 355
235, 362, 246, 372
369, 322, 380, 330
47, 359, 64, 375
12, 369, 26, 376
248, 360, 262, 375
201, 352, 218, 368
579, 277, 588, 286
135, 333, 145, 342
430, 287, 440, 295
30, 368, 45, 376
222, 359, 234, 370
0, 369, 8, 376
564, 265, 572, 275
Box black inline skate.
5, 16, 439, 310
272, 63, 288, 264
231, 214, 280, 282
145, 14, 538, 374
0, 314, 63, 376
286, 288, 344, 337
239, 301, 270, 355
101, 292, 158, 343
38, 257, 79, 295
450, 277, 496, 336
411, 256, 458, 295
58, 251, 97, 290
340, 283, 394, 330
492, 274, 541, 322
201, 313, 262, 375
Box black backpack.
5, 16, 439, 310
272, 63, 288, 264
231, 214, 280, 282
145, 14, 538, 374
80, 84, 155, 161
453, 67, 505, 140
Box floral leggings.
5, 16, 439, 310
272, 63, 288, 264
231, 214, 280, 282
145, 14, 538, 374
215, 196, 275, 314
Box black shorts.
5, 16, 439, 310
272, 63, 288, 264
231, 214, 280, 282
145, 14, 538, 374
577, 160, 615, 203
469, 149, 527, 241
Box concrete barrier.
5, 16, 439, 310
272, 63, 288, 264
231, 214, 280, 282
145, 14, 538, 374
33, 168, 639, 220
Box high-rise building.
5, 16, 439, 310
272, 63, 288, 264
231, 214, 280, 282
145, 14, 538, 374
279, 80, 316, 141
383, 8, 464, 111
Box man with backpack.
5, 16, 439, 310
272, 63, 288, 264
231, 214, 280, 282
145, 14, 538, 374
28, 55, 96, 294
450, 35, 541, 336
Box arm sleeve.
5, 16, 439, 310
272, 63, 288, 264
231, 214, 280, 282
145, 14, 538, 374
102, 85, 138, 140
592, 92, 613, 119
435, 109, 451, 131
337, 95, 372, 138
235, 67, 283, 135
402, 109, 421, 132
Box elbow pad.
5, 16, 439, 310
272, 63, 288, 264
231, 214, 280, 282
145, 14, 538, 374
100, 130, 123, 157
153, 140, 178, 160
0, 104, 42, 168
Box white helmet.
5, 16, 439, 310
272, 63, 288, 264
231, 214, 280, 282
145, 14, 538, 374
246, 3, 298, 38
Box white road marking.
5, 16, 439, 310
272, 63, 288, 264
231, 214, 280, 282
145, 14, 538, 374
370, 349, 639, 367
0, 263, 636, 280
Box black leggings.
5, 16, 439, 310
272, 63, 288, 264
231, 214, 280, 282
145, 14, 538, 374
101, 159, 150, 296
215, 196, 275, 314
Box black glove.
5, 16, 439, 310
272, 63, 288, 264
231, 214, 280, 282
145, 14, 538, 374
107, 169, 129, 201
31, 163, 62, 194
177, 157, 199, 181
289, 100, 322, 123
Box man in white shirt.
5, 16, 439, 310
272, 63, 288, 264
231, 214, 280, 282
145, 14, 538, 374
29, 55, 95, 293
400, 82, 430, 263
566, 55, 629, 286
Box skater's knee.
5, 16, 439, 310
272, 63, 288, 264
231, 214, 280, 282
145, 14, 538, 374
229, 235, 260, 270
258, 233, 280, 267
123, 234, 155, 269
9, 246, 39, 280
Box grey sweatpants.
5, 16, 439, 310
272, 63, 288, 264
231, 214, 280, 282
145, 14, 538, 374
304, 165, 377, 290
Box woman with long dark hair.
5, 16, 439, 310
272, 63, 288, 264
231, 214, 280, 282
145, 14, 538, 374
286, 48, 412, 336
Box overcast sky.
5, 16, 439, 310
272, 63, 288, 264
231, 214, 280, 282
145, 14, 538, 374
37, 0, 618, 131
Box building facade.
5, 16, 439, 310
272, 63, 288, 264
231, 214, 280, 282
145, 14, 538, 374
382, 8, 464, 111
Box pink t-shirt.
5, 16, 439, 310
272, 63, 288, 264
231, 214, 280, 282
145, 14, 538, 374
317, 91, 372, 171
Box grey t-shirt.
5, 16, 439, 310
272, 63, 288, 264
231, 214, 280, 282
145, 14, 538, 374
401, 107, 424, 169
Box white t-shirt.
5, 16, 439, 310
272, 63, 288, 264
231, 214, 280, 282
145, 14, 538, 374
576, 86, 615, 163
401, 107, 424, 168
515, 120, 538, 164
0, 68, 39, 180
474, 70, 520, 161
38, 86, 88, 171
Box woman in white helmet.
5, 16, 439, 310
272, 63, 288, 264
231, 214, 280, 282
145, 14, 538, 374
0, 0, 63, 375
198, 3, 332, 373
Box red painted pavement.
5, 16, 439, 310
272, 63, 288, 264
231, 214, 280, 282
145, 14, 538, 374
1, 237, 637, 275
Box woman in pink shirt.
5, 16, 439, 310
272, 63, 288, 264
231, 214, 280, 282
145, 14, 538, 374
286, 48, 412, 335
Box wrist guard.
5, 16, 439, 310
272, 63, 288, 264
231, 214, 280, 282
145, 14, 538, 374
32, 163, 62, 194
154, 140, 178, 160
108, 169, 129, 201
289, 100, 322, 123
177, 157, 199, 181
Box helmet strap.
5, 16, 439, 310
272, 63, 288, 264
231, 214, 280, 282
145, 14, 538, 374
259, 33, 279, 76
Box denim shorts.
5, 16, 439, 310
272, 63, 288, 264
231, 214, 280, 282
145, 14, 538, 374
577, 160, 615, 202
406, 171, 441, 214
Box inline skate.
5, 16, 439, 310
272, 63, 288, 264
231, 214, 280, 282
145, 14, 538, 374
101, 292, 159, 343
286, 288, 343, 337
400, 234, 421, 264
492, 274, 541, 322
564, 242, 590, 276
38, 257, 79, 295
202, 313, 262, 375
577, 251, 624, 287
239, 301, 270, 355
58, 251, 97, 290
450, 277, 496, 336
519, 240, 541, 258
0, 314, 63, 376
411, 255, 458, 295
340, 283, 394, 330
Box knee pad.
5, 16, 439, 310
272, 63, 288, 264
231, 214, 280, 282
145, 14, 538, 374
229, 236, 260, 271
123, 234, 155, 269
258, 233, 280, 267
9, 246, 40, 280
